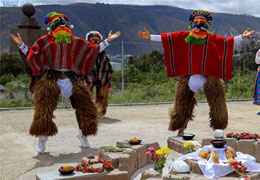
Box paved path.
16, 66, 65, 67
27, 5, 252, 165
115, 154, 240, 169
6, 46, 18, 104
0, 101, 259, 180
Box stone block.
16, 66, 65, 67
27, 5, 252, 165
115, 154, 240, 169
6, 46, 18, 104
102, 152, 130, 169
119, 150, 138, 177
248, 172, 260, 180
103, 142, 159, 178
103, 151, 136, 178
140, 169, 161, 180
168, 137, 198, 154
237, 139, 256, 156
168, 137, 184, 154
36, 169, 129, 180
225, 138, 237, 150
104, 169, 129, 180
201, 138, 212, 146
146, 178, 162, 180
132, 142, 159, 168
163, 175, 190, 180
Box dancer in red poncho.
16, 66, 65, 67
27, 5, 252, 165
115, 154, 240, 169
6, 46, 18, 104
85, 31, 113, 117
139, 10, 254, 136
11, 12, 120, 153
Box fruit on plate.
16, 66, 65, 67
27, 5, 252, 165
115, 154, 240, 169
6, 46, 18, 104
59, 164, 74, 175
103, 160, 113, 171
199, 151, 210, 159
81, 157, 89, 166
75, 157, 114, 173
210, 151, 219, 164
129, 137, 142, 145
226, 132, 260, 140
229, 159, 247, 175
225, 146, 236, 160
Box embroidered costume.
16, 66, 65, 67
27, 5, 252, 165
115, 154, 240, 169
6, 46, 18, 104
85, 31, 113, 117
140, 10, 252, 135
161, 32, 234, 81
13, 12, 119, 153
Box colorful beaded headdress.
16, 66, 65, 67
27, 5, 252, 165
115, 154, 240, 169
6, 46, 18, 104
44, 12, 69, 25
44, 12, 73, 44
189, 10, 213, 23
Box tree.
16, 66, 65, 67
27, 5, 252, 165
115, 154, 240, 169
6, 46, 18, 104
0, 53, 26, 77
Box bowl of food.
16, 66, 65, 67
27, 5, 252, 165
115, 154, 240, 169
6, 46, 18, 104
211, 139, 226, 149
129, 137, 142, 145
182, 133, 195, 140
58, 165, 75, 175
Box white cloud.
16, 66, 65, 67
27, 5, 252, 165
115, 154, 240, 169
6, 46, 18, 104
1, 0, 260, 17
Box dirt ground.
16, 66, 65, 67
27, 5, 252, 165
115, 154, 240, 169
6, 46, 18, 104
0, 101, 260, 180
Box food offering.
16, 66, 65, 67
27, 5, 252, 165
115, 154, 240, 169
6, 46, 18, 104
198, 146, 236, 163
75, 156, 113, 174
58, 164, 75, 175
210, 151, 220, 164
229, 160, 247, 176
199, 151, 210, 159
225, 146, 236, 160
129, 137, 142, 145
226, 132, 260, 140
183, 141, 196, 153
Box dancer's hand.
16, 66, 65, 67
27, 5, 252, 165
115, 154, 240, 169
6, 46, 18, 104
242, 30, 255, 39
10, 33, 24, 47
138, 27, 151, 40
107, 31, 121, 42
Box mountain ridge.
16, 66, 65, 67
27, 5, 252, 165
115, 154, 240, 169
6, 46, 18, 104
1, 3, 260, 55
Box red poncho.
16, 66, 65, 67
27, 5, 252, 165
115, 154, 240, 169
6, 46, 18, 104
161, 31, 234, 80
25, 34, 99, 76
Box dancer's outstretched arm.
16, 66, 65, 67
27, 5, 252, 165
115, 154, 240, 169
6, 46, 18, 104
99, 31, 121, 52
10, 33, 29, 55
138, 27, 162, 42
11, 31, 121, 55
234, 30, 255, 51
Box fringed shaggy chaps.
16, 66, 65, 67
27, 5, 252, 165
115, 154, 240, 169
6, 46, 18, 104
30, 79, 60, 136
70, 81, 98, 136
169, 77, 197, 132
204, 77, 228, 129
95, 86, 109, 116
169, 76, 228, 134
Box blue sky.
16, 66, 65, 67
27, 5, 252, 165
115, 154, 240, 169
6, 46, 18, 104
1, 0, 260, 17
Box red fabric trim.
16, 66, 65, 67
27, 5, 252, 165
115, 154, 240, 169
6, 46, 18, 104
161, 32, 174, 76
80, 44, 99, 75
25, 35, 99, 76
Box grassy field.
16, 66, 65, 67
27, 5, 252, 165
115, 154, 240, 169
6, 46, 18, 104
0, 51, 257, 107
0, 71, 256, 108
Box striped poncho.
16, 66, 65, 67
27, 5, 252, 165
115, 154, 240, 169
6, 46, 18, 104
86, 51, 113, 90
25, 34, 100, 76
161, 31, 234, 81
